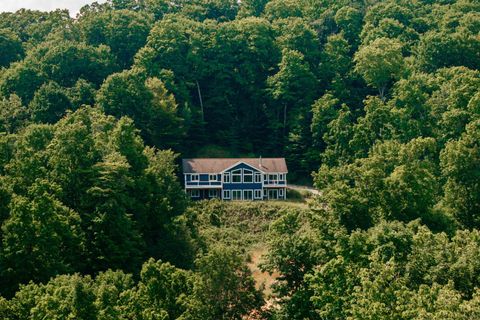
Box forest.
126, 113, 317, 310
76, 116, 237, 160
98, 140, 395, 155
0, 0, 479, 318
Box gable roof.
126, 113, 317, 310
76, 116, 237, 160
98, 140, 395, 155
182, 158, 288, 174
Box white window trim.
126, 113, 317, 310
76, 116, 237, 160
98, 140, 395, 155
255, 173, 262, 183
223, 190, 231, 199
220, 161, 265, 174
243, 169, 254, 183
254, 189, 262, 199
191, 189, 200, 198
243, 189, 253, 200
209, 174, 217, 182
232, 169, 242, 184
232, 190, 242, 200
223, 172, 231, 183
191, 174, 199, 182
279, 188, 284, 197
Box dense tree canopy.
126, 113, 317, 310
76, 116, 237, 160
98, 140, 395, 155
0, 0, 479, 318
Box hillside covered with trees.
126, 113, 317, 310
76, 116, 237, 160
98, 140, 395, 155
0, 0, 479, 319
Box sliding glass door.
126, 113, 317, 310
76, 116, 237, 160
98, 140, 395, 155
232, 190, 242, 200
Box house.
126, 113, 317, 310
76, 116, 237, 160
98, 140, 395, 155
182, 158, 288, 200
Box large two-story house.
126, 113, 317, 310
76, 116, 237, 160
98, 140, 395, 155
182, 158, 288, 200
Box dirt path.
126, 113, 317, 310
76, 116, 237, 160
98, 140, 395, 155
288, 184, 322, 196
248, 245, 278, 297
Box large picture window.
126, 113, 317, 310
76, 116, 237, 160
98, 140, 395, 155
232, 169, 242, 183
243, 169, 253, 183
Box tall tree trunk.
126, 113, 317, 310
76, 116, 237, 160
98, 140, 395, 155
196, 80, 204, 122
379, 85, 386, 102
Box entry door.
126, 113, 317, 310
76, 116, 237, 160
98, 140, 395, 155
243, 190, 253, 200
268, 189, 278, 200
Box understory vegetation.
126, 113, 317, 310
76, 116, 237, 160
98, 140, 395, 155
0, 0, 479, 318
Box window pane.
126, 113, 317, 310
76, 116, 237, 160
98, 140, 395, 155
224, 173, 230, 183
243, 190, 253, 200
232, 190, 241, 200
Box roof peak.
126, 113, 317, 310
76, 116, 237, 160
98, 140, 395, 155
183, 157, 284, 159
182, 158, 288, 173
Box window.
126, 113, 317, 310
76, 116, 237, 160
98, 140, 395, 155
254, 190, 262, 199
223, 172, 231, 183
223, 190, 231, 199
279, 174, 285, 181
243, 190, 253, 200
268, 174, 278, 183
243, 169, 253, 183
232, 169, 242, 183
191, 189, 200, 198
209, 174, 217, 181
268, 189, 278, 199
264, 174, 268, 181
191, 174, 199, 182
208, 189, 218, 198
254, 173, 262, 183
232, 190, 242, 200
263, 189, 268, 197
279, 188, 284, 197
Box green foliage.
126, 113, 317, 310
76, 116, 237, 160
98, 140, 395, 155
0, 61, 46, 103
79, 9, 154, 68
262, 208, 346, 319
0, 9, 71, 46
315, 138, 442, 230
440, 120, 480, 229
0, 107, 190, 295
1, 180, 84, 295
97, 69, 185, 149
28, 81, 72, 124
0, 29, 24, 68
186, 245, 263, 319
0, 0, 480, 318
267, 216, 480, 319
354, 37, 404, 99
133, 258, 193, 319
0, 94, 29, 133
26, 41, 117, 87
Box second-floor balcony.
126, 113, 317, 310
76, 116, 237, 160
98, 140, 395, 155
263, 179, 286, 186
